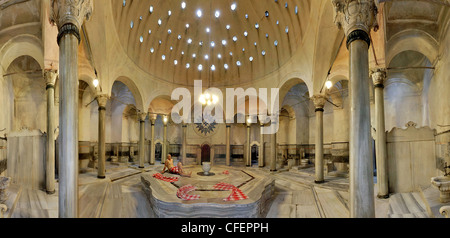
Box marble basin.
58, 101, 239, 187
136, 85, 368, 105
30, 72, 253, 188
431, 176, 450, 203
141, 166, 275, 218
0, 177, 11, 203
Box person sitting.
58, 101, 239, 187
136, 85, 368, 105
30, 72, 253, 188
161, 154, 192, 177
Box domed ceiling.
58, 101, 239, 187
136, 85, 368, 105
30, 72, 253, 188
112, 0, 311, 87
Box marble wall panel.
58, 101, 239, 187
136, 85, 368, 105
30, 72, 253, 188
6, 130, 46, 190
387, 125, 437, 193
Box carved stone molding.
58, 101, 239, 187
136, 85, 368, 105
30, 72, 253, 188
331, 0, 378, 36
50, 0, 93, 30
440, 206, 450, 218
371, 68, 387, 87
311, 95, 327, 110
405, 121, 418, 128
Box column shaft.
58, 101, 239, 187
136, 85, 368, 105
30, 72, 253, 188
162, 124, 167, 164
259, 125, 264, 167
182, 125, 187, 165
315, 109, 325, 183
58, 32, 79, 218
246, 126, 251, 166
138, 119, 145, 168
45, 71, 56, 194
97, 96, 107, 179
226, 125, 231, 166
349, 39, 374, 218
270, 132, 277, 171
150, 121, 155, 165
373, 72, 389, 198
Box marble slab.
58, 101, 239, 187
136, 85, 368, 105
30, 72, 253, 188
140, 165, 275, 218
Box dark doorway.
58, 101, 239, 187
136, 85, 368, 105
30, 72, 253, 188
251, 145, 259, 165
201, 144, 211, 163
155, 143, 162, 161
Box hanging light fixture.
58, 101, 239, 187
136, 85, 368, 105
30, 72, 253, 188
199, 1, 218, 106
93, 69, 100, 88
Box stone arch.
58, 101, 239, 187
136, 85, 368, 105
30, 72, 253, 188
148, 95, 176, 116
0, 34, 44, 72
111, 76, 145, 113
386, 29, 438, 67
277, 77, 311, 113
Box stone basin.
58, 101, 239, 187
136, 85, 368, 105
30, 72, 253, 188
431, 176, 450, 203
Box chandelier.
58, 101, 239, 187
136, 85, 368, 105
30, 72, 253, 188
199, 93, 219, 105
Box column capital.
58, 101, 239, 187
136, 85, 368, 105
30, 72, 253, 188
163, 115, 169, 126
370, 68, 387, 87
311, 95, 327, 110
50, 0, 93, 44
44, 69, 58, 87
149, 113, 157, 124
50, 0, 93, 29
331, 0, 378, 37
96, 94, 109, 109
246, 115, 252, 127
138, 112, 147, 122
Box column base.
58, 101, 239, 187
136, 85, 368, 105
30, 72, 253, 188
377, 194, 390, 199
270, 169, 277, 172
97, 176, 106, 179
314, 180, 325, 184
46, 190, 56, 195
139, 166, 145, 169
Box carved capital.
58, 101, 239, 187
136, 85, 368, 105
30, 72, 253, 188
311, 95, 327, 110
96, 94, 109, 109
163, 115, 169, 126
44, 69, 58, 87
138, 112, 147, 122
331, 0, 378, 36
50, 0, 93, 30
371, 68, 387, 87
246, 115, 252, 127
149, 114, 157, 124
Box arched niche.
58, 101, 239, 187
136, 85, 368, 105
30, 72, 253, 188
4, 55, 45, 132
385, 50, 433, 131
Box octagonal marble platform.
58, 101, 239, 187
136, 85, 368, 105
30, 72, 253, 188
141, 165, 275, 218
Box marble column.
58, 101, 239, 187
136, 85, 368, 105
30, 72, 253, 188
45, 69, 57, 195
226, 124, 231, 166
332, 0, 378, 218
96, 94, 108, 179
246, 116, 252, 167
162, 115, 168, 164
312, 95, 327, 184
182, 123, 187, 165
51, 0, 93, 218
371, 68, 389, 199
259, 122, 265, 168
270, 117, 278, 172
149, 114, 156, 165
138, 113, 147, 168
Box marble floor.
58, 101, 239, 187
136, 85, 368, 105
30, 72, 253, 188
1, 161, 445, 218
